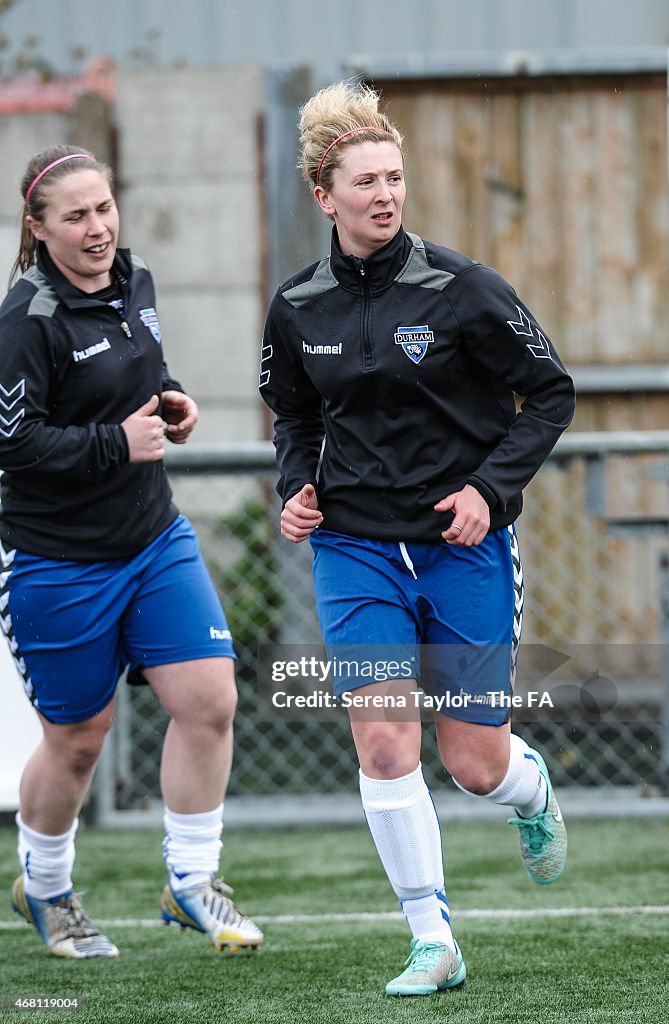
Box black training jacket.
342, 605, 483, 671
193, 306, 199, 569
259, 227, 575, 542
0, 245, 183, 560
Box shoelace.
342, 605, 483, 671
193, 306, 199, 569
405, 941, 453, 973
509, 812, 555, 854
208, 879, 248, 928
49, 893, 98, 938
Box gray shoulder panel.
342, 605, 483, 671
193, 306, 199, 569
283, 258, 338, 309
130, 252, 149, 273
395, 233, 455, 291
24, 266, 59, 318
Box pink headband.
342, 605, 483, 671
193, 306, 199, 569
315, 127, 385, 186
25, 154, 96, 204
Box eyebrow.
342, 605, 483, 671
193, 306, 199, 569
60, 198, 113, 216
352, 167, 404, 179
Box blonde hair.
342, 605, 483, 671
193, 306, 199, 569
9, 144, 112, 287
298, 80, 404, 193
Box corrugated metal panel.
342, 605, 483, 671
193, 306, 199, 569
1, 0, 668, 77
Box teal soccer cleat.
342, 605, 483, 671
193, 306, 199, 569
385, 937, 467, 996
11, 876, 119, 958
507, 750, 568, 884
160, 877, 263, 952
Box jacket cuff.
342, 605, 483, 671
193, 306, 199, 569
115, 422, 130, 463
465, 476, 498, 509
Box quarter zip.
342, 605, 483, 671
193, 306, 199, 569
96, 303, 139, 356
105, 282, 139, 353
117, 312, 139, 355
351, 256, 375, 371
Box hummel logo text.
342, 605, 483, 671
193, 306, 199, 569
302, 341, 342, 355
209, 626, 232, 640
72, 339, 111, 363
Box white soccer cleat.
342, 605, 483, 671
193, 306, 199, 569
11, 876, 119, 958
160, 877, 263, 952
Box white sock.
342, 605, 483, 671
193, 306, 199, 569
453, 734, 547, 817
359, 764, 454, 946
163, 804, 223, 892
17, 813, 77, 901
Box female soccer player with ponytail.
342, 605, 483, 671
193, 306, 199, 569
0, 146, 262, 959
260, 80, 574, 997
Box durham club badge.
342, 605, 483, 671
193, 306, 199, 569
139, 307, 162, 343
394, 324, 434, 364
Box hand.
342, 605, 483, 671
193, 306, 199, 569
121, 395, 165, 463
281, 484, 323, 543
161, 390, 198, 444
434, 483, 490, 546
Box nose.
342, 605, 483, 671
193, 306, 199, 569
86, 213, 105, 235
375, 180, 393, 203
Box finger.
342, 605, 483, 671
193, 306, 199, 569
443, 520, 465, 543
295, 508, 323, 524
301, 483, 319, 508
281, 522, 311, 543
140, 394, 160, 415
285, 501, 322, 522
165, 402, 192, 425
281, 508, 321, 533
281, 518, 320, 540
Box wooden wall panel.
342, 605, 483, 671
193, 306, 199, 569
376, 75, 669, 381
372, 73, 668, 644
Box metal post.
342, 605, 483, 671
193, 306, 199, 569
658, 551, 669, 791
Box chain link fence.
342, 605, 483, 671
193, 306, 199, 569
93, 434, 669, 824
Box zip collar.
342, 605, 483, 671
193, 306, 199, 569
329, 226, 413, 295
35, 242, 134, 310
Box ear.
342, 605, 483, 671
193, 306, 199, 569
26, 215, 46, 242
314, 185, 336, 218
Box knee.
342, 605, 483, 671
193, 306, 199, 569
61, 725, 110, 778
209, 661, 238, 732
159, 660, 239, 736
207, 683, 238, 734
450, 760, 506, 796
357, 725, 417, 779
186, 675, 238, 737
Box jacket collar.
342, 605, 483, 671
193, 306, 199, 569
35, 242, 133, 308
329, 226, 413, 294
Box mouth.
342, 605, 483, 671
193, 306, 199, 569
85, 242, 111, 255
372, 212, 393, 222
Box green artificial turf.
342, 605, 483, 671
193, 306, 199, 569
0, 818, 667, 1023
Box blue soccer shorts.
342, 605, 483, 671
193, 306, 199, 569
0, 516, 235, 724
309, 527, 524, 725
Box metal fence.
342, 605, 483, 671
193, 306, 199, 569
93, 432, 669, 825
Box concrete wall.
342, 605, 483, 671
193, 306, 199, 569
0, 112, 71, 288
116, 65, 267, 442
